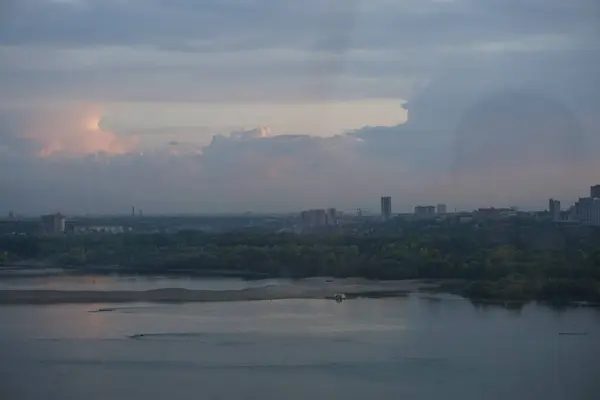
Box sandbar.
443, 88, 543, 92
0, 278, 436, 304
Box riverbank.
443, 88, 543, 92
0, 278, 435, 304
0, 273, 598, 306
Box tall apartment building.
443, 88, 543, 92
380, 196, 392, 220
548, 198, 561, 221
591, 185, 600, 199
326, 208, 337, 226
436, 204, 447, 215
575, 197, 600, 225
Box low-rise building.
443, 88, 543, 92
473, 207, 517, 220
300, 209, 330, 228
414, 205, 436, 218
41, 213, 66, 234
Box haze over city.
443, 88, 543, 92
1, 0, 599, 214
3, 4, 600, 400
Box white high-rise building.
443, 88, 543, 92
548, 198, 561, 221
575, 197, 600, 225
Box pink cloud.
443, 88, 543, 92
23, 104, 138, 157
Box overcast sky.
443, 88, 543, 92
1, 0, 599, 214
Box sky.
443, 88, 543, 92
0, 0, 599, 214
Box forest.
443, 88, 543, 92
1, 217, 599, 303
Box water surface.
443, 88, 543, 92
1, 293, 599, 399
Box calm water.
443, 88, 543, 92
1, 292, 599, 399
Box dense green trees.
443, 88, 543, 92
1, 218, 599, 302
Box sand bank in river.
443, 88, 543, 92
0, 278, 436, 304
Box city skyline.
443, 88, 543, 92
5, 182, 598, 218
4, 183, 600, 218
1, 3, 599, 399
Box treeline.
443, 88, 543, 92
1, 218, 599, 302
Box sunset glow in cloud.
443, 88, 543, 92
24, 105, 138, 157
0, 0, 598, 214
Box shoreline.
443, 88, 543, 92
0, 279, 435, 305
0, 275, 597, 307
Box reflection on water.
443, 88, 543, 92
1, 295, 599, 400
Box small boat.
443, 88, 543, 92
130, 333, 146, 339
334, 293, 346, 303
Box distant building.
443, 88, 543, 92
300, 209, 329, 228
567, 205, 578, 221
414, 205, 436, 217
591, 185, 600, 199
473, 207, 516, 220
41, 213, 66, 234
575, 197, 600, 225
326, 208, 337, 226
300, 210, 309, 226
549, 198, 561, 221
313, 209, 326, 226
74, 225, 126, 234
380, 196, 392, 220
436, 204, 447, 215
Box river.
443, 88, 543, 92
0, 277, 599, 399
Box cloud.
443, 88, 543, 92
230, 126, 272, 140
3, 108, 598, 215
2, 44, 599, 213
1, 104, 138, 157
3, 0, 597, 50
1, 0, 598, 104
0, 0, 599, 214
